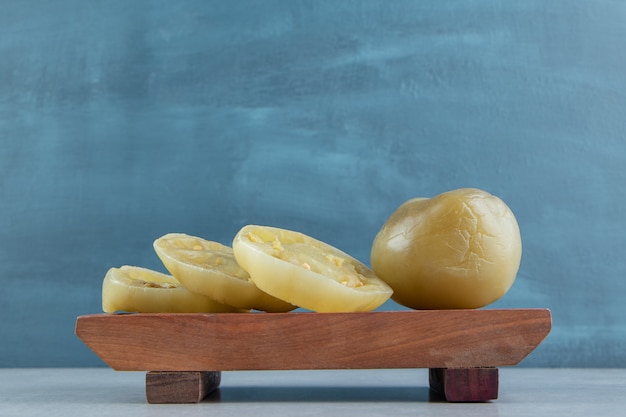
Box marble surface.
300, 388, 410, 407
1, 368, 624, 417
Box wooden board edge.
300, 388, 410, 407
75, 308, 552, 371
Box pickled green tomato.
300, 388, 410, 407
102, 266, 245, 313
370, 188, 522, 309
232, 225, 393, 312
153, 233, 296, 312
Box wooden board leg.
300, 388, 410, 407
429, 367, 498, 402
146, 371, 221, 404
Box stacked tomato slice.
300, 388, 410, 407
102, 227, 392, 314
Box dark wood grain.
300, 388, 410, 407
429, 367, 499, 402
75, 309, 551, 371
145, 371, 221, 403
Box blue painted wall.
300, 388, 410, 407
1, 1, 625, 367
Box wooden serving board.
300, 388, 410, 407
75, 309, 551, 403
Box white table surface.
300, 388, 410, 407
1, 368, 624, 417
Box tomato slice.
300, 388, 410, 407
102, 265, 245, 313
232, 225, 393, 312
153, 233, 296, 312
